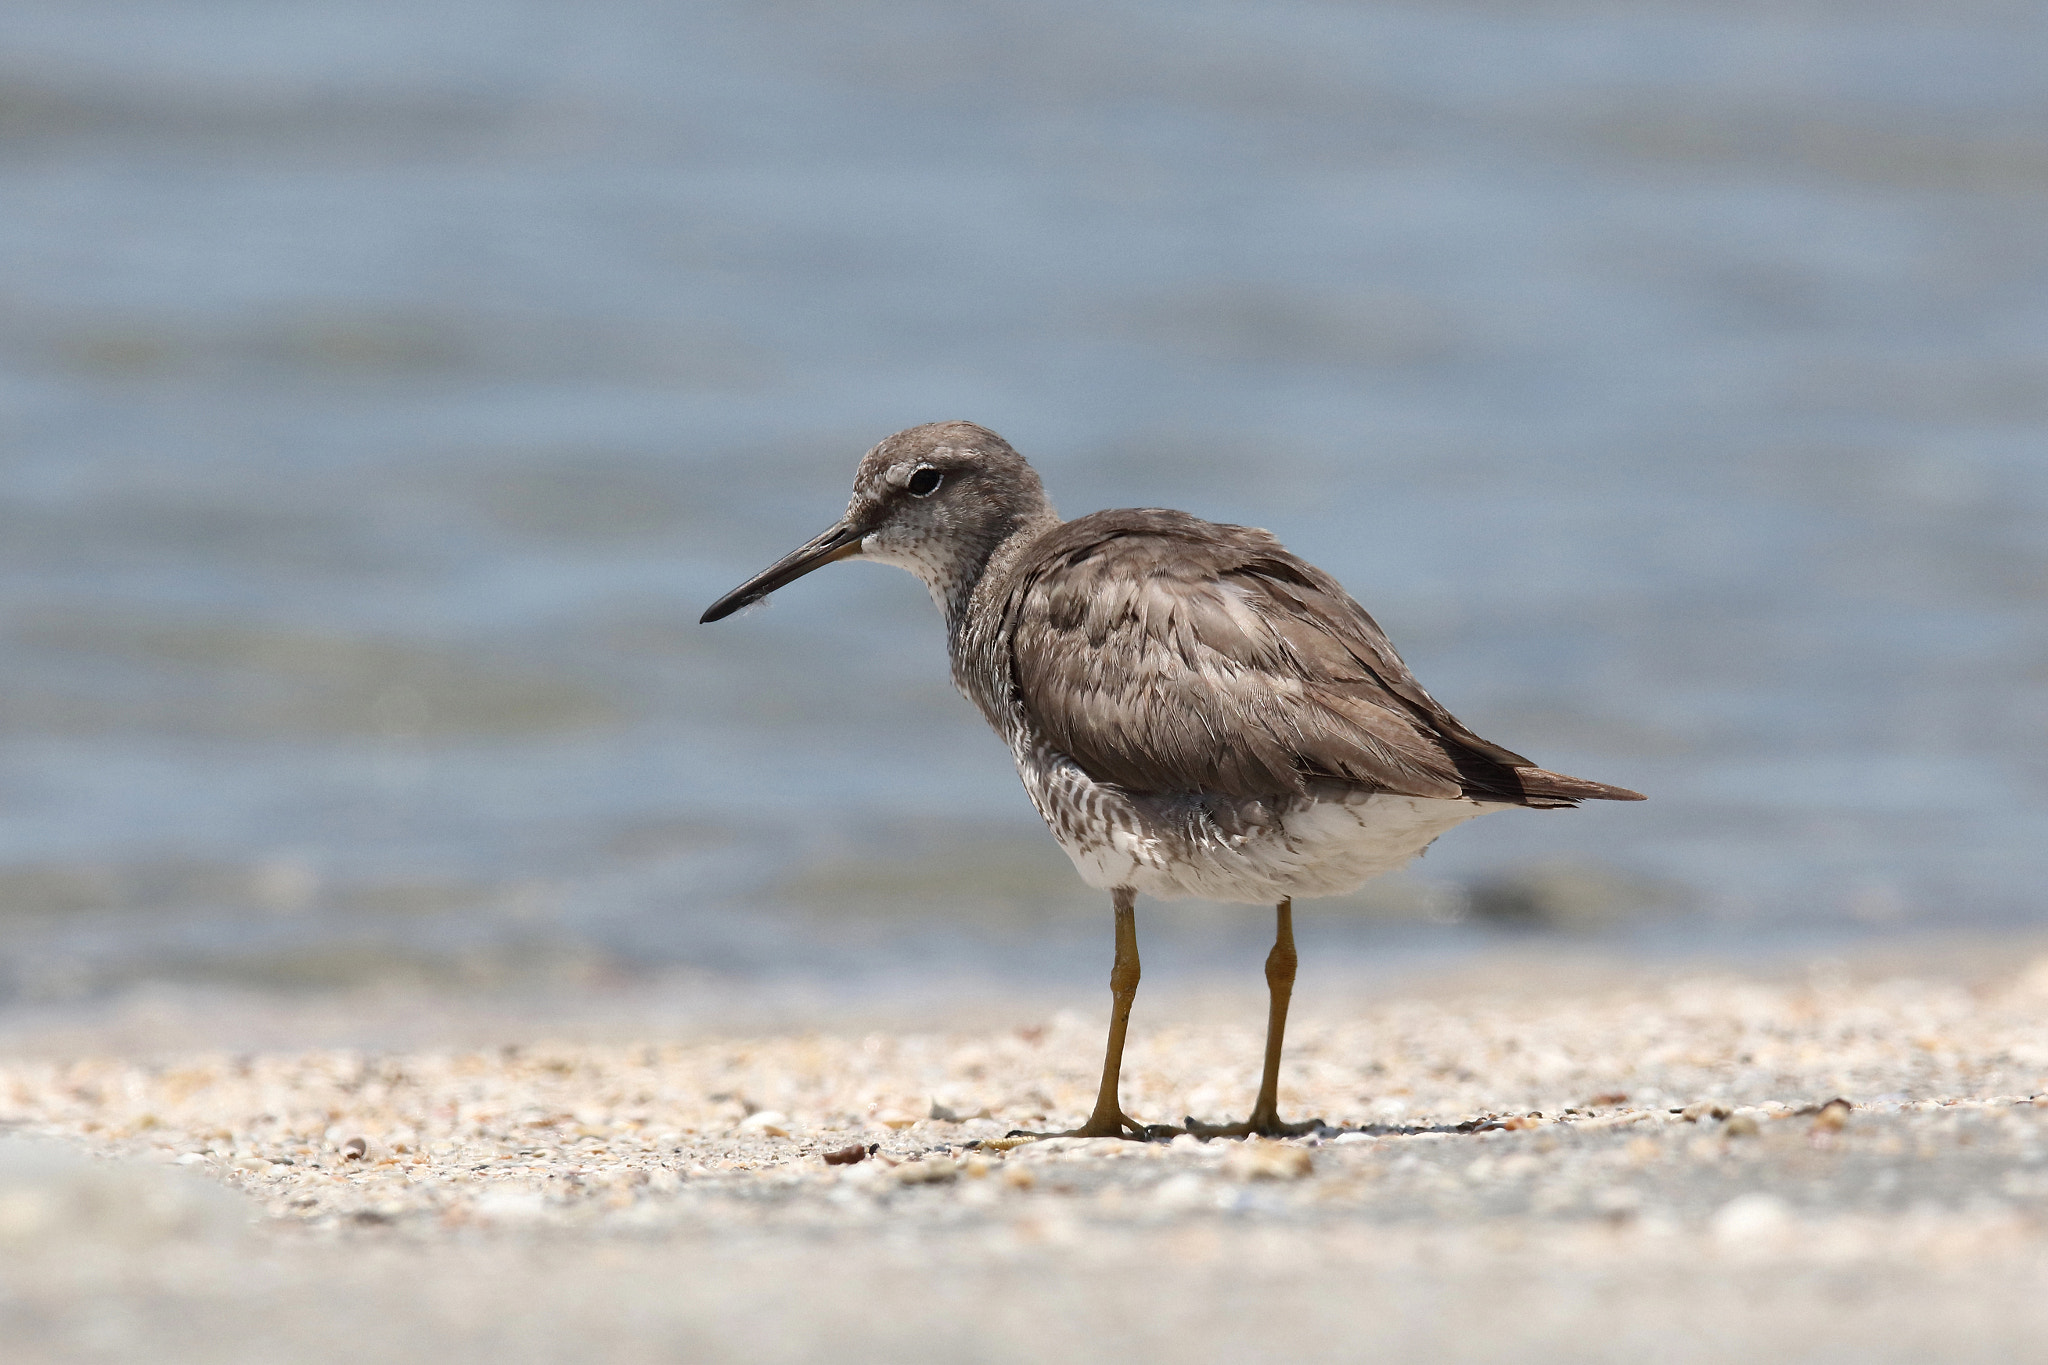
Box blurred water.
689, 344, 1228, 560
0, 0, 2044, 1000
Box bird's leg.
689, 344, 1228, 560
1244, 896, 1322, 1134
1185, 898, 1326, 1139
1010, 887, 1163, 1140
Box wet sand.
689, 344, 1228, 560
4, 941, 2047, 1363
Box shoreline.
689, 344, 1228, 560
3, 938, 2046, 1361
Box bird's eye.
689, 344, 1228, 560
906, 467, 945, 498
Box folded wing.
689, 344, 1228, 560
1003, 509, 1642, 807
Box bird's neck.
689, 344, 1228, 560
954, 509, 1064, 622
941, 509, 1062, 728
923, 508, 1054, 634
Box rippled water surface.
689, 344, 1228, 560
1, 0, 2045, 999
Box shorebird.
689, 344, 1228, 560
702, 422, 1643, 1139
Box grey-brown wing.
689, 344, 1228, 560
1004, 510, 1532, 801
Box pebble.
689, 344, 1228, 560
894, 1158, 960, 1186
928, 1100, 991, 1123
1810, 1099, 1852, 1134
735, 1111, 793, 1137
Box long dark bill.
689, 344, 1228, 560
699, 520, 865, 623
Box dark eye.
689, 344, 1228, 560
906, 467, 945, 498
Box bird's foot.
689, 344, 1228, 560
1007, 1109, 1179, 1142
1182, 1109, 1326, 1140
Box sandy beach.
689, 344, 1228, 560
4, 940, 2046, 1363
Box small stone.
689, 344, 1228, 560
835, 1158, 888, 1187
872, 1109, 919, 1131
1682, 1101, 1733, 1123
1723, 1113, 1761, 1138
821, 1143, 868, 1166
894, 1157, 959, 1185
1808, 1098, 1851, 1134
928, 1100, 992, 1123
735, 1111, 792, 1137
1223, 1141, 1314, 1182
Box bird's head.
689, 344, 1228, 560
700, 421, 1054, 624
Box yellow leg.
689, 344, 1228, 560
1186, 899, 1325, 1139
1011, 887, 1158, 1140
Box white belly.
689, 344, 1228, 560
1013, 736, 1508, 904
1061, 791, 1500, 903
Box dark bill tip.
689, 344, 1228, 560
699, 520, 865, 623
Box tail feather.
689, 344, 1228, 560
1444, 743, 1646, 808
1506, 766, 1647, 808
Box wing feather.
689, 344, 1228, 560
1005, 510, 1538, 801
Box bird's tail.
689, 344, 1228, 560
1505, 766, 1647, 808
